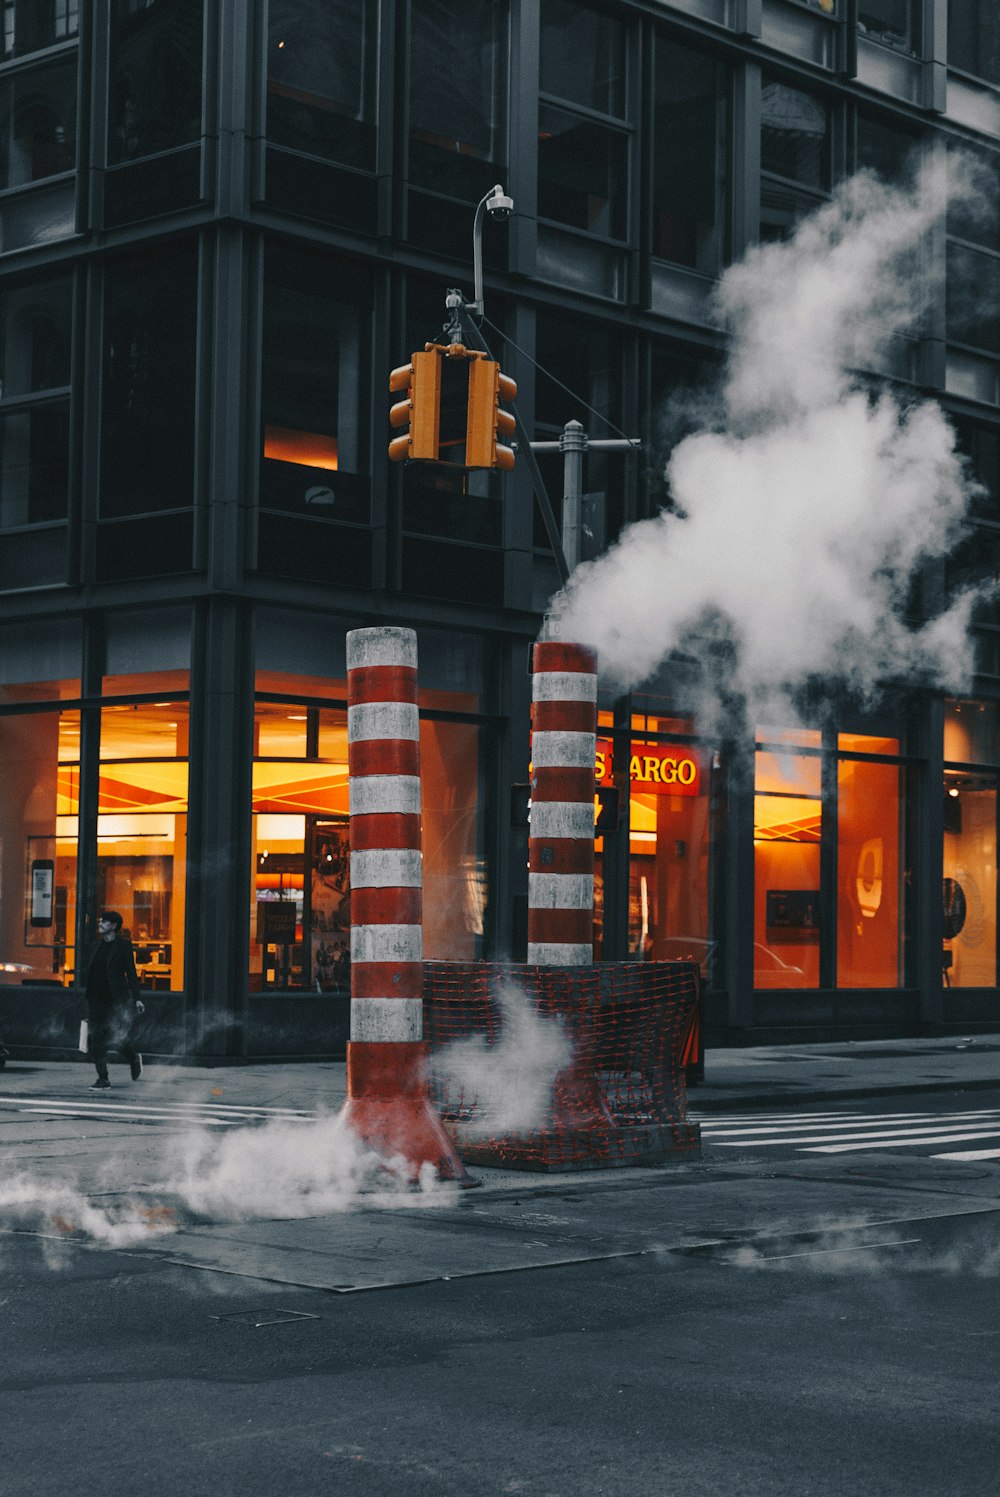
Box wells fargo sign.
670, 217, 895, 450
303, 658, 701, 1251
595, 739, 701, 796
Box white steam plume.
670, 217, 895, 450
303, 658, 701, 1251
0, 1113, 457, 1256
165, 1113, 456, 1220
431, 979, 572, 1137
551, 162, 989, 731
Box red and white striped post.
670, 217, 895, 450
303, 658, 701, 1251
528, 640, 598, 965
339, 626, 469, 1184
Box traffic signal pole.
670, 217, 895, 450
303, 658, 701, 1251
529, 422, 641, 571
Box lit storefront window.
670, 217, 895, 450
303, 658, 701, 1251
837, 735, 903, 989
98, 696, 189, 991
0, 707, 78, 987
249, 691, 488, 992
943, 700, 998, 989
755, 726, 907, 990
754, 728, 822, 989
594, 713, 711, 972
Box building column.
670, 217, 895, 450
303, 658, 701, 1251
183, 596, 255, 1058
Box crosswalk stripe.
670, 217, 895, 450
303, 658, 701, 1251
932, 1148, 1000, 1161
4, 1095, 311, 1118
713, 1124, 1000, 1149
700, 1109, 1000, 1139
0, 1097, 315, 1127
806, 1128, 1000, 1153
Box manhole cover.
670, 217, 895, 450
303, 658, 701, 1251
214, 1309, 320, 1328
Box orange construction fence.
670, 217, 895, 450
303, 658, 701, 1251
423, 960, 701, 1171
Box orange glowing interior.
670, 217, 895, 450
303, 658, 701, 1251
263, 424, 339, 470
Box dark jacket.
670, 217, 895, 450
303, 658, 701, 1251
85, 935, 142, 1011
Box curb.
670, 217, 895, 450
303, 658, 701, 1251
689, 1075, 1000, 1113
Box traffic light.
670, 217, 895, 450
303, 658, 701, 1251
388, 350, 441, 463
387, 344, 516, 470
466, 358, 517, 471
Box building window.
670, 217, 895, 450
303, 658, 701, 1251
760, 75, 831, 243
540, 0, 625, 115
948, 2, 1000, 85
267, 0, 376, 170
856, 109, 920, 183
0, 706, 79, 989
97, 695, 189, 992
0, 58, 76, 189
2, 0, 79, 60
754, 729, 823, 989
952, 415, 1000, 524
858, 1, 921, 55
249, 691, 487, 990
651, 36, 728, 277
533, 312, 625, 549
594, 711, 711, 972
0, 275, 71, 530
100, 246, 197, 524
408, 0, 507, 202
108, 0, 203, 164
946, 148, 1000, 361
754, 726, 906, 990
258, 244, 372, 586
943, 701, 998, 989
537, 0, 628, 241
836, 736, 904, 989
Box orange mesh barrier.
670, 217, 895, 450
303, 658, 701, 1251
424, 961, 701, 1171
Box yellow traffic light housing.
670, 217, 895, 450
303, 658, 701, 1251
388, 350, 441, 462
387, 344, 517, 471
466, 360, 518, 471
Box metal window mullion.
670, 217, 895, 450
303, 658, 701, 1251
820, 730, 839, 991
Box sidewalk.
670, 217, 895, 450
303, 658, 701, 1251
4, 1031, 999, 1115
3, 1041, 1000, 1294
693, 1031, 1000, 1111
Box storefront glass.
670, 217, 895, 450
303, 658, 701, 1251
98, 696, 188, 990
755, 727, 907, 989
594, 715, 711, 972
0, 707, 78, 986
754, 729, 822, 988
944, 699, 998, 989
249, 693, 487, 991
837, 736, 903, 988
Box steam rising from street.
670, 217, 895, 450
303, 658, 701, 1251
430, 979, 572, 1137
552, 163, 990, 730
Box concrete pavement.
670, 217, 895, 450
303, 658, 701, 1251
2, 1037, 1000, 1296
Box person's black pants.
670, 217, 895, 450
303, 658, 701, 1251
88, 1006, 139, 1078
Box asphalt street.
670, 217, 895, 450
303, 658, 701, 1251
2, 1051, 1000, 1496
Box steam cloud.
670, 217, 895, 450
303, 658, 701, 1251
431, 979, 572, 1138
0, 1107, 457, 1255
552, 161, 991, 732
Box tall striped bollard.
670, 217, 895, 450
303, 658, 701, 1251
339, 626, 470, 1184
528, 640, 598, 964
527, 638, 610, 1132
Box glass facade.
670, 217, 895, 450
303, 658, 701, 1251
948, 4, 1000, 84
0, 706, 79, 988
754, 729, 906, 990
249, 683, 487, 992
267, 0, 376, 170
108, 0, 203, 163
652, 37, 728, 276
0, 3, 997, 1054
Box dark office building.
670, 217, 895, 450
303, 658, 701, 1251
1, 0, 999, 1061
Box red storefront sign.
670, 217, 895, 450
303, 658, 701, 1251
595, 739, 701, 796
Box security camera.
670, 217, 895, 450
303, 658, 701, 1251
486, 185, 514, 219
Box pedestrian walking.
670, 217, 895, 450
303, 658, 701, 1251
84, 910, 145, 1089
